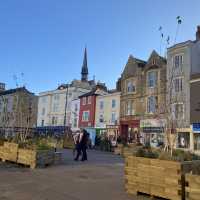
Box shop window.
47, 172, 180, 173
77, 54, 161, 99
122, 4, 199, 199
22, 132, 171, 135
194, 134, 200, 150
177, 132, 190, 148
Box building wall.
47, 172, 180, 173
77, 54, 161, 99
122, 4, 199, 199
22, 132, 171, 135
167, 42, 192, 128
37, 86, 90, 127
95, 92, 120, 128
190, 78, 200, 123
79, 95, 96, 128
0, 89, 38, 128
120, 56, 145, 120
191, 40, 200, 74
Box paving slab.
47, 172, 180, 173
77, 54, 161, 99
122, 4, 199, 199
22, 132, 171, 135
0, 149, 137, 200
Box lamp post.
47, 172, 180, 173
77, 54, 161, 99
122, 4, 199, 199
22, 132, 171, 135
63, 84, 69, 133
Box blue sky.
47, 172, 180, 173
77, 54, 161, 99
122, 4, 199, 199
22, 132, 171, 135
0, 0, 199, 94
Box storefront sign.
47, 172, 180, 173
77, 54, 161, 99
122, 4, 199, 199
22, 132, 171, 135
140, 119, 166, 128
192, 123, 200, 133
143, 127, 164, 133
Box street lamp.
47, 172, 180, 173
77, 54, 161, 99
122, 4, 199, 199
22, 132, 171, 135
63, 84, 69, 133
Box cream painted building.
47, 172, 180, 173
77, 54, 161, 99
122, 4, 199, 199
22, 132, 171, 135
95, 91, 120, 129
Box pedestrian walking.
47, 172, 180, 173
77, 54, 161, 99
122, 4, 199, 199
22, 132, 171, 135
74, 129, 88, 161
80, 129, 89, 161
73, 130, 81, 161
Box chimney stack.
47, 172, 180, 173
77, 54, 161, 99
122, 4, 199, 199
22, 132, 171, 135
0, 83, 5, 92
196, 26, 200, 41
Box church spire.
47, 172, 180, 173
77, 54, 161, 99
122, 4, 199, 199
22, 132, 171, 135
81, 47, 88, 81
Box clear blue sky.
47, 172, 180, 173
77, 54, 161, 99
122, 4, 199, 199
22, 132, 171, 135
0, 0, 199, 94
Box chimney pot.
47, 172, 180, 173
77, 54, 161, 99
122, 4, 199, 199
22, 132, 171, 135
0, 83, 5, 91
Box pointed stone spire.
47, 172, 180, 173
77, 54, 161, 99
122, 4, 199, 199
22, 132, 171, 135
81, 47, 88, 81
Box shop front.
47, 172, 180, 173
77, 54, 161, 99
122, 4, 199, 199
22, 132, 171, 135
120, 119, 140, 143
192, 123, 200, 154
140, 119, 165, 147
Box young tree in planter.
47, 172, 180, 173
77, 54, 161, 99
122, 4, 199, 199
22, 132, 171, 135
164, 55, 186, 155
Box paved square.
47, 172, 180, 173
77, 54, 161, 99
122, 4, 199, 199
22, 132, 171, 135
0, 149, 135, 200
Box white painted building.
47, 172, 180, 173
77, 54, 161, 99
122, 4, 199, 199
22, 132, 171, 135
37, 80, 92, 127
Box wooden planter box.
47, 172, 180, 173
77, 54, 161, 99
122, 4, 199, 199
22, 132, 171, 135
47, 140, 63, 149
0, 142, 19, 162
17, 148, 55, 169
185, 174, 200, 200
125, 156, 192, 200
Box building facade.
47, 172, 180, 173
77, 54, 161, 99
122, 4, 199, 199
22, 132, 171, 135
0, 87, 38, 129
37, 81, 91, 127
166, 26, 200, 151
140, 51, 167, 147
95, 91, 120, 138
190, 73, 200, 154
120, 55, 146, 142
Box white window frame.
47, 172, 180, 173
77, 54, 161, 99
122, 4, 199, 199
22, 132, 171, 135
173, 54, 183, 69
99, 114, 104, 123
172, 103, 184, 120
87, 96, 91, 104
111, 112, 116, 123
99, 101, 104, 110
174, 77, 183, 93
112, 99, 116, 108
82, 111, 90, 122
82, 97, 86, 105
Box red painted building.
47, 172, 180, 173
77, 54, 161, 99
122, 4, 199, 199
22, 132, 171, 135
79, 91, 97, 128
79, 84, 108, 129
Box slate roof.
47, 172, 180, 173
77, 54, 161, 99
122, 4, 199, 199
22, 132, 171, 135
0, 87, 34, 96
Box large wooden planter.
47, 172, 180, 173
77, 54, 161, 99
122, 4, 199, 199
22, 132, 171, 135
0, 142, 19, 162
185, 174, 200, 200
125, 156, 192, 200
17, 148, 55, 169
